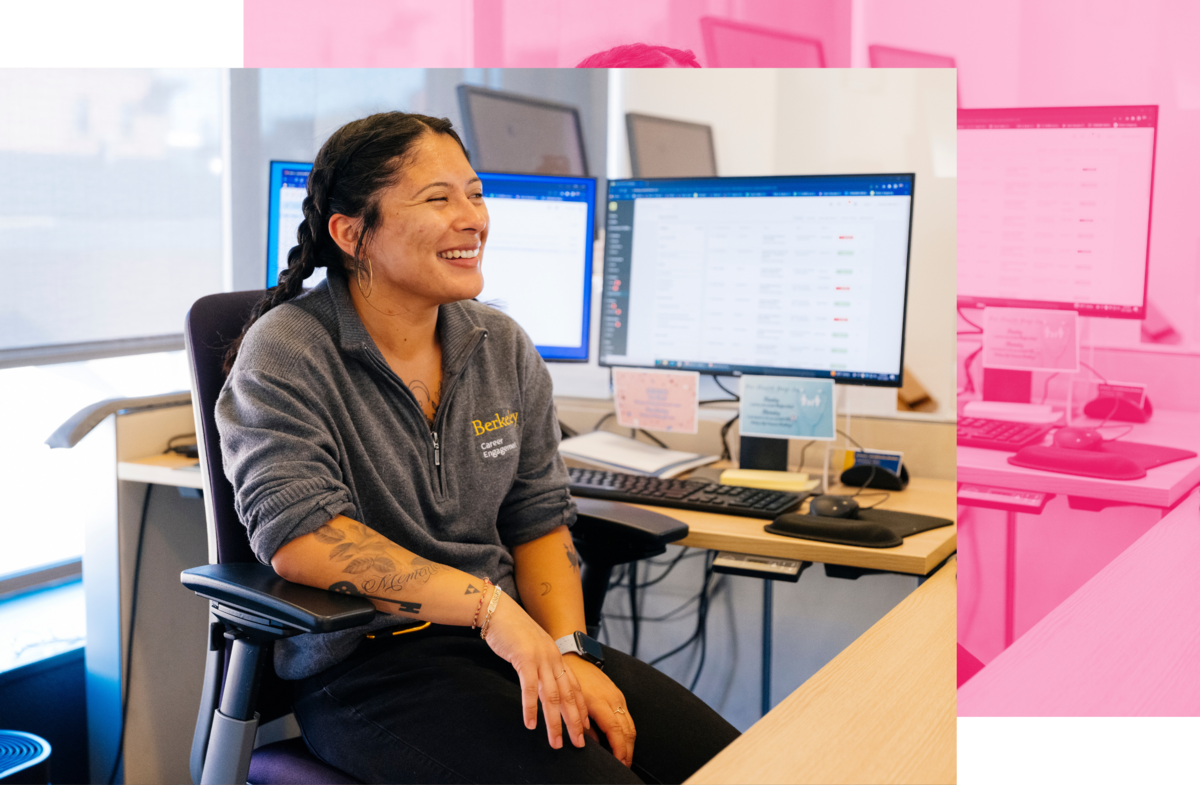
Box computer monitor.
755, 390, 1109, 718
700, 16, 825, 68
600, 174, 915, 387
869, 44, 959, 105
456, 85, 589, 177
957, 106, 1158, 319
626, 113, 717, 178
267, 164, 595, 361
868, 44, 955, 69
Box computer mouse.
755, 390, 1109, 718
1053, 427, 1104, 451
808, 494, 860, 519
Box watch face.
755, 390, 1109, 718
575, 631, 604, 663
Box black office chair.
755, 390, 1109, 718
179, 290, 687, 785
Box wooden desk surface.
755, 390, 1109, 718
637, 477, 957, 576
686, 558, 957, 785
957, 409, 1200, 507
957, 491, 1200, 716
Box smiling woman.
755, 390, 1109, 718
214, 110, 740, 783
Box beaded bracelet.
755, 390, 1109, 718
480, 585, 504, 640
472, 578, 493, 629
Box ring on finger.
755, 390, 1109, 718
555, 668, 566, 679
614, 706, 626, 715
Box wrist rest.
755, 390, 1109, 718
765, 509, 953, 549
1007, 446, 1144, 480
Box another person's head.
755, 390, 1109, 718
224, 111, 484, 373
575, 43, 702, 68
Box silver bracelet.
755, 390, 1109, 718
480, 585, 503, 639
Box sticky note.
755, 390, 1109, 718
982, 307, 1079, 372
613, 368, 699, 433
739, 376, 836, 440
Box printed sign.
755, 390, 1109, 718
613, 368, 699, 433
842, 449, 903, 474
1095, 382, 1146, 408
739, 376, 836, 440
982, 307, 1079, 372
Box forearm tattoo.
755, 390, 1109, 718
316, 523, 434, 617
564, 542, 581, 575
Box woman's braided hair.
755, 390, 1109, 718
222, 111, 470, 375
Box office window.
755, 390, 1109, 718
0, 352, 191, 580
0, 69, 226, 367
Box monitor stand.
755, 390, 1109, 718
739, 435, 788, 472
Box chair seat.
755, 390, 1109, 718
249, 738, 360, 784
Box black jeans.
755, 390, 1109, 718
293, 625, 740, 784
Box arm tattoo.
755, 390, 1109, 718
318, 524, 435, 616
564, 543, 581, 575
541, 582, 552, 596
329, 582, 423, 615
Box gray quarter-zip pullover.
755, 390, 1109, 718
216, 272, 575, 679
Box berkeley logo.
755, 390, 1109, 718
472, 411, 519, 436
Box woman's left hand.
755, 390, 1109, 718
564, 654, 636, 767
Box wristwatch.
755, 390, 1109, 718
555, 631, 605, 669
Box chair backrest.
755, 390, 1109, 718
185, 290, 266, 565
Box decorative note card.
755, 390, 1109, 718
612, 368, 700, 433
982, 307, 1079, 372
739, 376, 836, 440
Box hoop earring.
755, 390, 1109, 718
355, 255, 374, 299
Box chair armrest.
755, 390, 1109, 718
572, 498, 688, 548
181, 563, 376, 634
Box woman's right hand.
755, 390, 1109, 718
482, 589, 590, 751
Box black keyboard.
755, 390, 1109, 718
957, 417, 1054, 452
568, 467, 805, 519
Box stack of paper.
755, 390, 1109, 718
719, 469, 821, 493
558, 431, 719, 479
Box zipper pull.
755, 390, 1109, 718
432, 431, 441, 466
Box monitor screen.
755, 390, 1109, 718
700, 16, 825, 68
267, 161, 323, 292
267, 165, 595, 362
456, 85, 589, 177
868, 44, 955, 69
626, 113, 717, 178
957, 106, 1157, 319
600, 174, 915, 387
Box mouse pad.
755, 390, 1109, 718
1008, 440, 1197, 480
764, 509, 954, 549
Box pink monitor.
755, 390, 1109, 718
699, 16, 825, 68
957, 106, 1158, 319
869, 45, 959, 105
868, 44, 955, 69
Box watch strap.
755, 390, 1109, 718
555, 633, 581, 657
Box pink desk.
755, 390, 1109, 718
957, 489, 1200, 715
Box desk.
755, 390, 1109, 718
958, 491, 1200, 715
128, 455, 959, 718
652, 476, 957, 576
957, 409, 1200, 508
686, 557, 957, 785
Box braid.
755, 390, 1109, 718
219, 111, 470, 377
220, 192, 327, 375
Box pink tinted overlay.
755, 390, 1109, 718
243, 0, 851, 67
944, 0, 1200, 715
